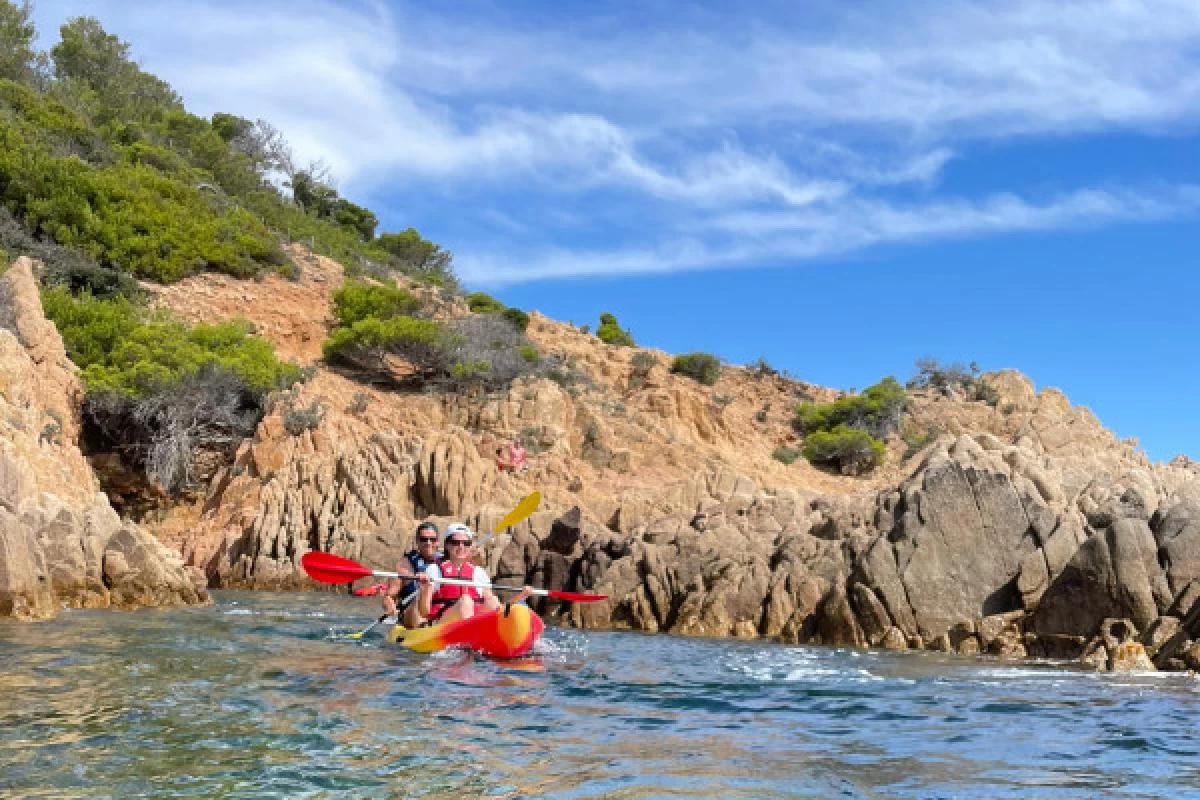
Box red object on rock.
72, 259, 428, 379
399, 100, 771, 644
351, 582, 389, 597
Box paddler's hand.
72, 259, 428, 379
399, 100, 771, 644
512, 586, 533, 605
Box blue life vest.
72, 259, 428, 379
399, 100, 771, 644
398, 549, 439, 603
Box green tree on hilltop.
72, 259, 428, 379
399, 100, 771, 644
0, 1, 44, 86
51, 16, 181, 118
596, 312, 634, 347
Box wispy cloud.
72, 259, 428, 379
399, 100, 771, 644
459, 186, 1200, 285
32, 0, 1200, 284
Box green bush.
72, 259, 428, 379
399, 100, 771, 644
463, 293, 529, 333
596, 312, 634, 347
466, 291, 505, 314
670, 352, 721, 385
283, 398, 324, 436
518, 344, 540, 363
501, 307, 529, 332
802, 425, 885, 475
795, 377, 906, 439
42, 286, 300, 396
772, 446, 801, 465
323, 315, 452, 377
332, 280, 420, 327
791, 376, 906, 475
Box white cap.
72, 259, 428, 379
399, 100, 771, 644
444, 523, 474, 542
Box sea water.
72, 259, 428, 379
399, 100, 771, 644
1, 591, 1198, 799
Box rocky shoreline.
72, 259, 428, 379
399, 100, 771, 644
3, 251, 1199, 676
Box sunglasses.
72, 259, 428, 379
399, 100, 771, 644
417, 536, 438, 543
445, 539, 472, 548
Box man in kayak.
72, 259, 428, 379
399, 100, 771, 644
417, 523, 531, 624
383, 521, 442, 628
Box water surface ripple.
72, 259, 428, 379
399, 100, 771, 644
1, 591, 1198, 799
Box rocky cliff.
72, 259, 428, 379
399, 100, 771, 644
0, 258, 207, 618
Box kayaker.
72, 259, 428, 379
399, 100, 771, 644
417, 523, 532, 623
383, 522, 442, 628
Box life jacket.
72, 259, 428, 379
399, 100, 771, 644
398, 549, 437, 603
429, 560, 483, 618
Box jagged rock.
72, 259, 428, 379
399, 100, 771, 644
1183, 642, 1200, 672
879, 626, 908, 651
0, 258, 206, 619
1141, 616, 1181, 659
1155, 487, 1200, 596
1079, 618, 1156, 672
860, 439, 1038, 642
1033, 519, 1168, 637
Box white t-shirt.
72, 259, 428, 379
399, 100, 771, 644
425, 563, 492, 590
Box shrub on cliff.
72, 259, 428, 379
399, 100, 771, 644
597, 312, 634, 347
670, 352, 722, 386
793, 377, 906, 475
323, 315, 452, 379
501, 307, 529, 332
332, 280, 420, 326
908, 357, 999, 406
324, 312, 542, 392
466, 292, 505, 314
463, 291, 529, 332
802, 425, 885, 475
795, 377, 907, 440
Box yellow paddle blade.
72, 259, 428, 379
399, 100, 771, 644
494, 491, 541, 533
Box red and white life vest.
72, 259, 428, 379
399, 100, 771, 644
431, 561, 484, 612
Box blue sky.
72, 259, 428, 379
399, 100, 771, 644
34, 0, 1200, 461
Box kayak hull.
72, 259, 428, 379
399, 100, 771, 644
388, 604, 544, 658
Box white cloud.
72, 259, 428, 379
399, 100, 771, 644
30, 0, 1200, 285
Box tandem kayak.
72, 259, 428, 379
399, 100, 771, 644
387, 604, 544, 659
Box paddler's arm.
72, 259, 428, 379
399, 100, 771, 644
416, 564, 438, 618
383, 558, 417, 616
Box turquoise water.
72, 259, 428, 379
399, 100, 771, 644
2, 592, 1199, 799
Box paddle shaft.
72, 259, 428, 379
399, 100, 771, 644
301, 551, 607, 602
366, 569, 553, 597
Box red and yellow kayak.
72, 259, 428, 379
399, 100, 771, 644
387, 604, 544, 659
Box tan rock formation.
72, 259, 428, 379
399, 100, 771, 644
0, 258, 206, 618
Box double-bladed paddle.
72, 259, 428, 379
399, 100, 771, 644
301, 551, 608, 603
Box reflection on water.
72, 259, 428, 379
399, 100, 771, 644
0, 591, 1198, 798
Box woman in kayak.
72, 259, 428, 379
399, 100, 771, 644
417, 523, 531, 624
383, 522, 441, 628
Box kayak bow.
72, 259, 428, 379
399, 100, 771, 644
389, 604, 544, 658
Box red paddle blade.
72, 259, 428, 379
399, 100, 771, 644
547, 590, 608, 603
301, 552, 373, 584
